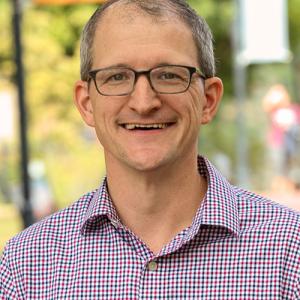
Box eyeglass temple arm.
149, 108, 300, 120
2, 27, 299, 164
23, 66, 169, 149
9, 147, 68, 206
195, 68, 206, 80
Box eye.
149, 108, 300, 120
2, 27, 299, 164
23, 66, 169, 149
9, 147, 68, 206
159, 72, 180, 80
98, 69, 133, 85
107, 73, 127, 82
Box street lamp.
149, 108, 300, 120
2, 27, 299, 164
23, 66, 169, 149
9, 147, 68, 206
12, 0, 35, 228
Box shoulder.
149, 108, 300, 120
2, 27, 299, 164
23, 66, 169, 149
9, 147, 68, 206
234, 188, 300, 284
3, 190, 96, 257
235, 187, 300, 218
0, 190, 97, 298
235, 187, 300, 240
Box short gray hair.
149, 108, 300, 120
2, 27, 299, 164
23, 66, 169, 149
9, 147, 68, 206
80, 0, 215, 81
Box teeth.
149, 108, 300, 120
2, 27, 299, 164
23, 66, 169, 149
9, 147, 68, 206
125, 124, 137, 130
124, 123, 168, 130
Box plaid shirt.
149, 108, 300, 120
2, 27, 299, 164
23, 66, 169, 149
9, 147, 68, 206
1, 156, 300, 299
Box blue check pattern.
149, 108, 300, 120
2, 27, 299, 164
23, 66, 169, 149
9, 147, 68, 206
1, 156, 300, 299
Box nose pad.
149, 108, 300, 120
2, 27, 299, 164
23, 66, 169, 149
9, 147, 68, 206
128, 75, 162, 114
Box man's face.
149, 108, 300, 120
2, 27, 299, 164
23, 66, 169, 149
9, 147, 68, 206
75, 7, 223, 173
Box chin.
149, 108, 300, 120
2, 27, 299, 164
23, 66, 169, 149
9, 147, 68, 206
127, 159, 162, 172
124, 152, 175, 173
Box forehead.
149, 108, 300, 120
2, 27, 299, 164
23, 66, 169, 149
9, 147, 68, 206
99, 2, 179, 26
91, 4, 197, 68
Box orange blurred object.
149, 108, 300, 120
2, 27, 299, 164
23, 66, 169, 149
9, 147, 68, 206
33, 0, 106, 4
262, 84, 291, 113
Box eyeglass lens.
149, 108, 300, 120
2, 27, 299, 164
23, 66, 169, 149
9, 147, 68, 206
93, 66, 191, 96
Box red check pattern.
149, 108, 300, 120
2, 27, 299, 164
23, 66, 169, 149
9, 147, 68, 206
1, 156, 300, 299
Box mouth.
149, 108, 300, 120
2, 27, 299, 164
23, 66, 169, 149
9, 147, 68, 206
120, 123, 175, 131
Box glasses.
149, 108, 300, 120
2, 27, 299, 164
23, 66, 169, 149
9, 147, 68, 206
88, 65, 206, 96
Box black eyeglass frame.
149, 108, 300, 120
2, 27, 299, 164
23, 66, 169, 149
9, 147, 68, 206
88, 64, 207, 96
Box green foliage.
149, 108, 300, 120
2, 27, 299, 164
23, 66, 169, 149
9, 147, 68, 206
0, 1, 105, 209
0, 202, 22, 252
288, 0, 300, 103
0, 0, 13, 77
188, 0, 234, 97
289, 0, 300, 52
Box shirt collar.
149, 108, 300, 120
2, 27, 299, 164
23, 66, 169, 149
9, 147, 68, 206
80, 178, 120, 235
196, 156, 240, 237
81, 156, 241, 237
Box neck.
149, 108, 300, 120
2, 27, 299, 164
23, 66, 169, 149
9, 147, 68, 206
105, 153, 207, 254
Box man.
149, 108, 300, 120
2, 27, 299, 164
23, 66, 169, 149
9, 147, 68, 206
1, 0, 299, 298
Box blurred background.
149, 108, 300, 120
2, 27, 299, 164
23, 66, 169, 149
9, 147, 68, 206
1, 0, 300, 251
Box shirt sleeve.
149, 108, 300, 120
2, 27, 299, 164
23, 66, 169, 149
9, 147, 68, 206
0, 243, 18, 300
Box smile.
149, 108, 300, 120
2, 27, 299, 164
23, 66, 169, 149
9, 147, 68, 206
121, 123, 173, 130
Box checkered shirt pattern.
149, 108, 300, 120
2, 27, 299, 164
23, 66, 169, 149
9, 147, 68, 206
1, 156, 300, 299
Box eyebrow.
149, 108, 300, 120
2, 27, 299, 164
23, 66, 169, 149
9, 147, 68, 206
98, 62, 177, 70
98, 63, 132, 69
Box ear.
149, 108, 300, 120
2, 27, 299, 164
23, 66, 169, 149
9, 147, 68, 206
74, 80, 95, 127
201, 77, 223, 124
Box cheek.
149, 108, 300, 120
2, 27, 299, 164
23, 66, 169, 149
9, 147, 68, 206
92, 103, 110, 136
92, 101, 124, 139
187, 89, 204, 125
169, 91, 203, 125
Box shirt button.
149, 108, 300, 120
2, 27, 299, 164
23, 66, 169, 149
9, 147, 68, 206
147, 261, 158, 271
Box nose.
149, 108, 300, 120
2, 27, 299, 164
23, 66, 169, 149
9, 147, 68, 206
127, 75, 162, 115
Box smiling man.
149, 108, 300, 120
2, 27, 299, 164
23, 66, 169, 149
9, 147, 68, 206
1, 0, 300, 299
